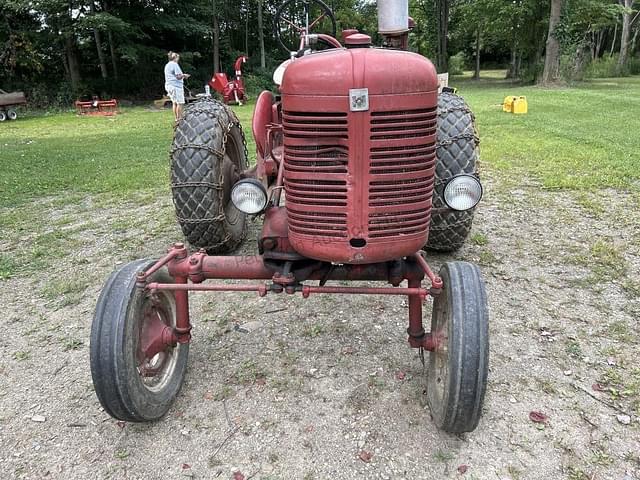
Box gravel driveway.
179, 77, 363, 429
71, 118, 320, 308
1, 173, 638, 480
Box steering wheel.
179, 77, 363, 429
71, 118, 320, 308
274, 0, 338, 53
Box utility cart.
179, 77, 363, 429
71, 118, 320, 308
0, 89, 27, 122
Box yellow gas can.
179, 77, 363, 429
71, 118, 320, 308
512, 96, 528, 114
503, 96, 517, 113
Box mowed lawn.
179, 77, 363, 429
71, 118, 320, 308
1, 75, 639, 211
0, 105, 255, 209
456, 73, 640, 191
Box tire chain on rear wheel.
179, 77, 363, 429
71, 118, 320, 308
170, 99, 248, 253
426, 92, 480, 252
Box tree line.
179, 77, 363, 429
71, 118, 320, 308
1, 0, 638, 106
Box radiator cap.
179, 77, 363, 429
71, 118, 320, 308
345, 33, 371, 48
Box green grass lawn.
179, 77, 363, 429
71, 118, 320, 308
453, 73, 640, 190
0, 106, 256, 209
0, 76, 639, 210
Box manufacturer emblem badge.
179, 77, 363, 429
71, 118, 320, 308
349, 88, 369, 112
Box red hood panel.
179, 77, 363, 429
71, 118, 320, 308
280, 48, 438, 96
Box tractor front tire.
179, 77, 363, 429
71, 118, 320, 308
426, 262, 489, 433
426, 92, 480, 252
90, 260, 189, 422
171, 99, 248, 253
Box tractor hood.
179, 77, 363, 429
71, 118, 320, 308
280, 47, 438, 97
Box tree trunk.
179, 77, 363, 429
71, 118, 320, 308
257, 0, 266, 69
94, 30, 108, 80
107, 30, 119, 79
541, 0, 563, 85
517, 52, 523, 77
618, 0, 633, 71
595, 30, 604, 59
103, 1, 119, 80
631, 24, 639, 55
245, 0, 249, 55
435, 0, 450, 72
89, 2, 108, 80
213, 0, 220, 73
507, 41, 517, 78
572, 37, 589, 80
473, 27, 481, 80
65, 34, 82, 92
610, 21, 618, 57
61, 47, 70, 80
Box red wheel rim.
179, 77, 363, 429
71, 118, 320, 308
135, 292, 180, 392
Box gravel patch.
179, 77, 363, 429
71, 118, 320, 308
1, 177, 639, 479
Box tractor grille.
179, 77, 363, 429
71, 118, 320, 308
283, 112, 349, 238
368, 108, 437, 238
283, 106, 437, 243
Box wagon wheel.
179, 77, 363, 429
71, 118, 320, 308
90, 259, 189, 422
0, 111, 6, 122
426, 261, 489, 433
171, 98, 248, 254
7, 109, 17, 121
274, 0, 337, 52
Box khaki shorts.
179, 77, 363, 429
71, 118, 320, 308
165, 85, 185, 105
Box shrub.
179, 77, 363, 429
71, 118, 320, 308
244, 69, 276, 96
585, 55, 620, 78
448, 52, 466, 76
584, 54, 640, 78
629, 55, 640, 75
517, 60, 544, 84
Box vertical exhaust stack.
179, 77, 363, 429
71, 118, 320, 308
377, 0, 409, 35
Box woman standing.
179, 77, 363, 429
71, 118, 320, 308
164, 52, 190, 121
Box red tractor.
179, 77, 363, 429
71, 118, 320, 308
209, 55, 249, 105
91, 0, 487, 433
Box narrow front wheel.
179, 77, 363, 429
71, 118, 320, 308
90, 260, 189, 422
426, 261, 489, 433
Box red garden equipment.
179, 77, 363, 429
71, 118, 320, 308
209, 55, 248, 105
75, 97, 118, 116
91, 0, 487, 434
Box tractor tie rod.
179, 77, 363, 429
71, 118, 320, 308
146, 282, 429, 300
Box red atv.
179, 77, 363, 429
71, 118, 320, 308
91, 0, 487, 433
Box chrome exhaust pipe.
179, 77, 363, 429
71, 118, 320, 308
377, 0, 409, 35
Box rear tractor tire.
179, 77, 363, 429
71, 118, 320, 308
425, 261, 489, 433
426, 92, 480, 252
171, 99, 249, 254
90, 260, 189, 422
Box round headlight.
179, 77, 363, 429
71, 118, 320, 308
444, 175, 483, 211
231, 179, 268, 214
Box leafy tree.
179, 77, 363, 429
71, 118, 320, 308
2, 0, 639, 106
618, 0, 638, 70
